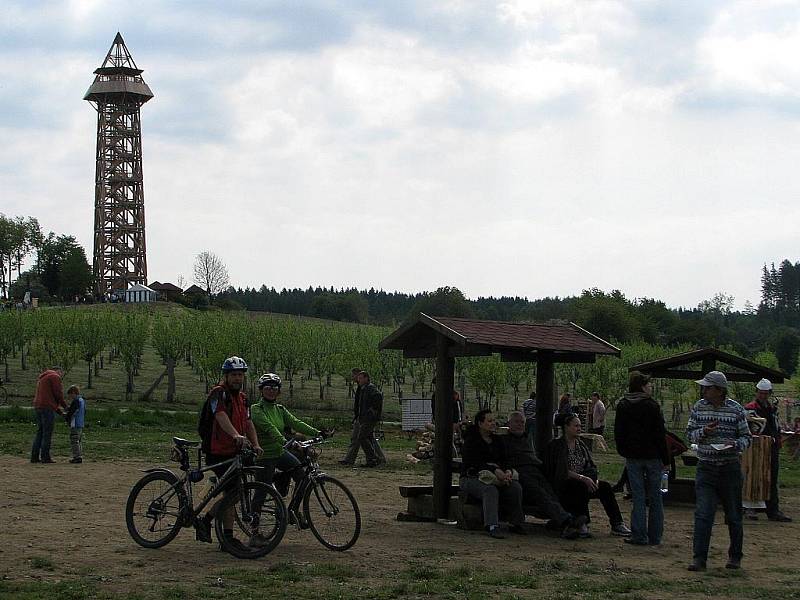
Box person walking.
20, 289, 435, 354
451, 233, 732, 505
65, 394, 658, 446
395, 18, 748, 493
614, 372, 669, 546
339, 368, 363, 466
686, 371, 752, 571
745, 378, 791, 522
31, 366, 66, 464
340, 370, 385, 467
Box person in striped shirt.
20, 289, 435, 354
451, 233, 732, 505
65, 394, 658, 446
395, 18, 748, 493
685, 370, 751, 572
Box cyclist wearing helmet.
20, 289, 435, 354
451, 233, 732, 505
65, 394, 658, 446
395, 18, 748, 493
196, 356, 262, 548
250, 373, 328, 487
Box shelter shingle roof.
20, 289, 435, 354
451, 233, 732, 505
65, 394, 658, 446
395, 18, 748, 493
379, 313, 620, 362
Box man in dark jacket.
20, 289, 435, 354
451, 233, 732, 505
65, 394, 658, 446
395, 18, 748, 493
339, 368, 363, 466
504, 411, 586, 539
614, 371, 669, 546
340, 370, 385, 467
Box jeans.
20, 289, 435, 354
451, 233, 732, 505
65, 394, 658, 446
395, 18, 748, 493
693, 461, 743, 563
341, 420, 383, 465
69, 427, 83, 460
626, 458, 664, 544
31, 408, 55, 462
460, 476, 525, 528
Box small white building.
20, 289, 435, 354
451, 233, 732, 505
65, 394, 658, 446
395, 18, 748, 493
124, 283, 158, 303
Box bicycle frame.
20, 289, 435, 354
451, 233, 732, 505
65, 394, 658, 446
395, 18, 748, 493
142, 443, 263, 527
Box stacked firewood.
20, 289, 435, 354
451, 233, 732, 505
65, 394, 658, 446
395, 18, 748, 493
406, 431, 435, 464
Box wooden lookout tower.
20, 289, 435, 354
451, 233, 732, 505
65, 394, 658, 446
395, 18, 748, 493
84, 33, 153, 297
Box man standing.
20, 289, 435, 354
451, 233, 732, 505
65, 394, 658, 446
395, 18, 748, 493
686, 371, 752, 571
746, 379, 791, 522
31, 366, 66, 463
339, 368, 364, 466
504, 411, 586, 539
196, 356, 262, 549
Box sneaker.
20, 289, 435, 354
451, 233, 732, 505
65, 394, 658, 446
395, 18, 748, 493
725, 558, 741, 570
225, 538, 250, 555
623, 538, 648, 546
611, 522, 632, 537
687, 561, 707, 572
195, 516, 212, 543
487, 526, 506, 539
69, 458, 83, 464
561, 514, 586, 539
767, 512, 792, 523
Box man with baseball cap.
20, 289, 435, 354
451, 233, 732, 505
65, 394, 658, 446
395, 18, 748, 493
686, 370, 752, 571
745, 378, 791, 522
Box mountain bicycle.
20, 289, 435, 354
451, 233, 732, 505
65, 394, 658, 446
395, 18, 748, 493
125, 437, 287, 559
271, 436, 361, 551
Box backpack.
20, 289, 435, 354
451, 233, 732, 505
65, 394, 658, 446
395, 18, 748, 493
198, 386, 229, 454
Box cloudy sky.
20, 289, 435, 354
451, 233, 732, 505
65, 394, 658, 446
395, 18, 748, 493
2, 1, 799, 309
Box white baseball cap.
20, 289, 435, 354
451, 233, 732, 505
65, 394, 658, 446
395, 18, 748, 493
756, 378, 773, 391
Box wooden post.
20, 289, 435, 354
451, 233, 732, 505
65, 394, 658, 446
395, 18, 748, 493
433, 333, 455, 520
535, 353, 555, 457
701, 357, 716, 376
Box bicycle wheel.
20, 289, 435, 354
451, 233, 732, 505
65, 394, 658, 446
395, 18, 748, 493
215, 481, 286, 559
125, 471, 185, 548
303, 475, 361, 551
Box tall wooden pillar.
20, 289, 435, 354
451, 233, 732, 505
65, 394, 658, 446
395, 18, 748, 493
535, 353, 555, 457
433, 333, 455, 520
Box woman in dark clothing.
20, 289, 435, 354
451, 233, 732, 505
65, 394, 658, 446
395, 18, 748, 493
614, 371, 670, 546
460, 409, 525, 539
543, 413, 631, 538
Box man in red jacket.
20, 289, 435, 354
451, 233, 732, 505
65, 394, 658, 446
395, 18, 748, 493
31, 366, 66, 463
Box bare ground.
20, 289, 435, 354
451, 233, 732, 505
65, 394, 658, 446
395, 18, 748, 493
1, 451, 797, 599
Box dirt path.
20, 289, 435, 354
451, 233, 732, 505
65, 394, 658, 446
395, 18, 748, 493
1, 453, 797, 598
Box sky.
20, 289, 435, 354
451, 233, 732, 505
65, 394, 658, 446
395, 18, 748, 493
2, 1, 799, 310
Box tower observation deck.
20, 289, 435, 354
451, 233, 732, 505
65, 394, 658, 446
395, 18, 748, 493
84, 32, 153, 297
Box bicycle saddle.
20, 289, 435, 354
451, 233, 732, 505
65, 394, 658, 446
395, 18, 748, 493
172, 437, 200, 448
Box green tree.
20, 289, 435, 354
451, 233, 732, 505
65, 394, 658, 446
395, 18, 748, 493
59, 247, 93, 300
411, 286, 473, 319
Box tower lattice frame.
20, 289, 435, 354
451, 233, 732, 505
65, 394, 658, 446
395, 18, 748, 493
84, 33, 153, 297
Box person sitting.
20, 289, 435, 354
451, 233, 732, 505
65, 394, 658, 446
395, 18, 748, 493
503, 411, 586, 539
543, 413, 631, 538
460, 409, 526, 539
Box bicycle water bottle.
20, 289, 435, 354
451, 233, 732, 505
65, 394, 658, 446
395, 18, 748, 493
660, 471, 669, 494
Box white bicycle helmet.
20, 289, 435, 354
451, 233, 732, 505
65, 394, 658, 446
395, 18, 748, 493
221, 356, 248, 373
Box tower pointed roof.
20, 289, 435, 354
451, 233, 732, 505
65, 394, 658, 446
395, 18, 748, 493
84, 32, 153, 103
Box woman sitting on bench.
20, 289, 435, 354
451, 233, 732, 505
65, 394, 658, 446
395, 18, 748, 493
543, 413, 631, 538
460, 409, 526, 539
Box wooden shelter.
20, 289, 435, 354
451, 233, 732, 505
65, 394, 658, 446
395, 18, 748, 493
379, 313, 620, 520
630, 347, 785, 383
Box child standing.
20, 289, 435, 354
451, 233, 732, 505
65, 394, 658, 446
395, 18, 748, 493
64, 385, 86, 464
